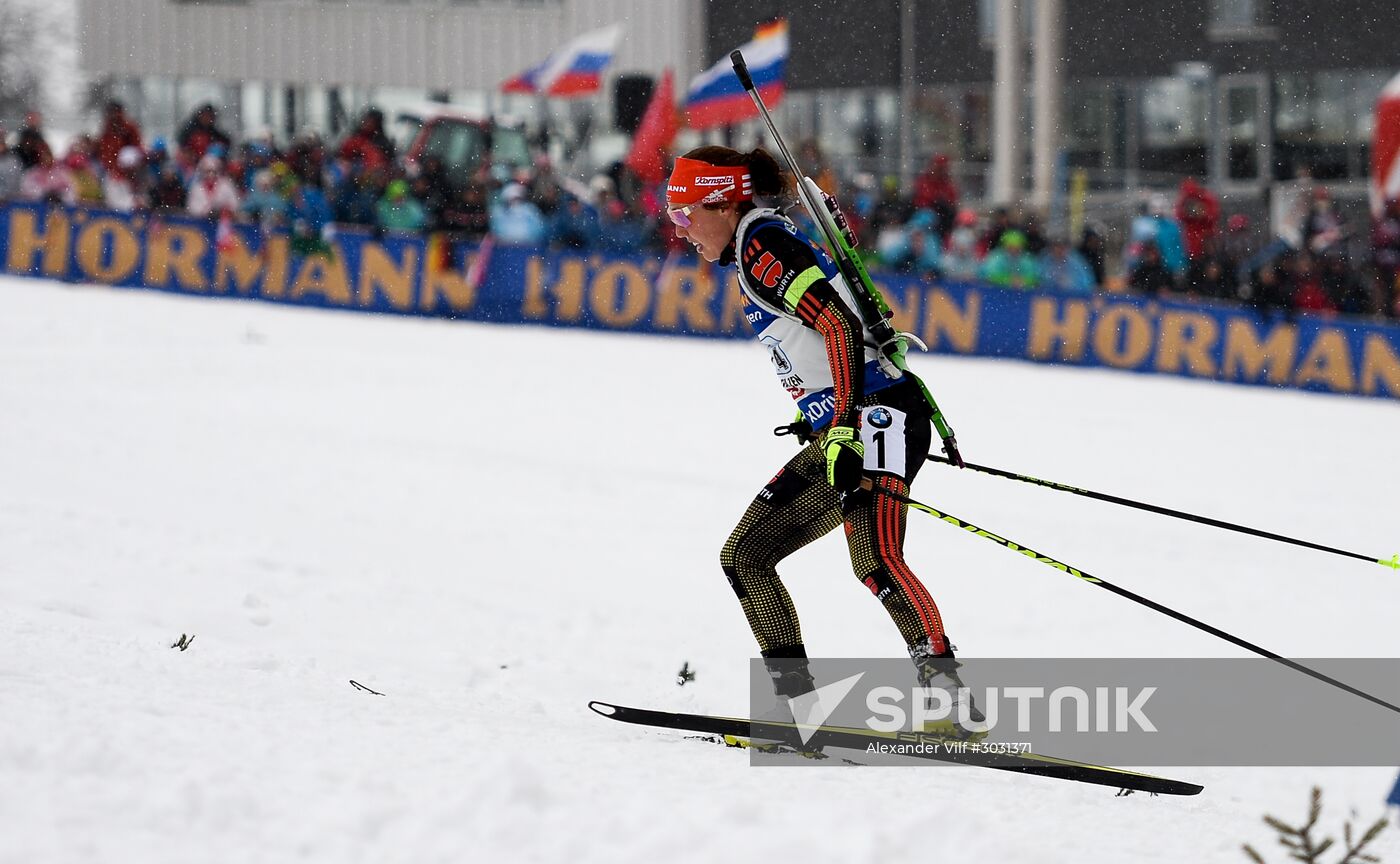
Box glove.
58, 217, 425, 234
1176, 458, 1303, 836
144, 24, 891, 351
823, 425, 865, 492
773, 413, 814, 445
941, 434, 965, 469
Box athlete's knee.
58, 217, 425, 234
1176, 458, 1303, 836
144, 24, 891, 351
720, 533, 750, 596
719, 527, 743, 573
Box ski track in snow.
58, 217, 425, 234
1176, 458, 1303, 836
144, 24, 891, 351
1, 276, 1397, 863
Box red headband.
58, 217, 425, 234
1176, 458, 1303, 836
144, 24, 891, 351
666, 157, 753, 208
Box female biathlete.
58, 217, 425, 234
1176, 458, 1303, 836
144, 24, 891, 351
665, 146, 981, 736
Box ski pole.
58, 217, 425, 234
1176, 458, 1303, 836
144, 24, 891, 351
926, 454, 1400, 572
860, 478, 1400, 718
729, 49, 963, 467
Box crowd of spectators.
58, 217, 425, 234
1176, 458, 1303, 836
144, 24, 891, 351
0, 101, 674, 261
842, 154, 1398, 319
1, 100, 1397, 320
1114, 179, 1380, 319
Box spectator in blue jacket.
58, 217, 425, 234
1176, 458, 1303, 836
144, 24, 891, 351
1040, 237, 1096, 293
941, 209, 984, 281
549, 194, 601, 251
885, 210, 944, 278
334, 168, 383, 227
598, 200, 652, 255
289, 182, 336, 256
1128, 195, 1187, 280
490, 183, 547, 246
241, 170, 290, 226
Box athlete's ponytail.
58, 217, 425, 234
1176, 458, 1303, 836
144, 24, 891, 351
742, 148, 790, 199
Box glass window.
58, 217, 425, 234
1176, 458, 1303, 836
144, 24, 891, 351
491, 126, 531, 170
919, 85, 991, 161
1066, 87, 1106, 148
1137, 76, 1209, 178
978, 0, 996, 42
785, 89, 905, 179
1211, 0, 1261, 29
1223, 83, 1263, 181
912, 87, 967, 160
978, 0, 1035, 43
1274, 71, 1352, 180
1064, 83, 1127, 188
1274, 73, 1353, 144
1141, 77, 1208, 146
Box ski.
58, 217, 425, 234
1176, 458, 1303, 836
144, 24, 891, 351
589, 701, 1203, 796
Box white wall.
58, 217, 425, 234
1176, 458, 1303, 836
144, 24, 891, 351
77, 0, 705, 90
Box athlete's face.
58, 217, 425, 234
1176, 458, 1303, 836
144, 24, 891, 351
673, 203, 740, 263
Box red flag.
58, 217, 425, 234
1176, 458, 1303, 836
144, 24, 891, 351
1370, 72, 1400, 217
624, 69, 678, 185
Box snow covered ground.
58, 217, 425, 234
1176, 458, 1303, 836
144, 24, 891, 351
1, 274, 1397, 863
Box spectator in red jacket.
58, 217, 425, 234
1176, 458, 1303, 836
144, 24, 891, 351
1175, 177, 1219, 262
912, 153, 959, 243
96, 101, 143, 174
1290, 253, 1336, 313
337, 108, 396, 172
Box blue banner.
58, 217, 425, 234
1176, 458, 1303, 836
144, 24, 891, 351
2, 201, 1398, 400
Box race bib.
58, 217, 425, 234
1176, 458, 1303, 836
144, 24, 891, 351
860, 405, 907, 476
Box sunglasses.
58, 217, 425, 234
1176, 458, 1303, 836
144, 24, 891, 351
667, 183, 735, 228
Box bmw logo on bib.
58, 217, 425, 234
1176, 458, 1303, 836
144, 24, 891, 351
869, 407, 893, 429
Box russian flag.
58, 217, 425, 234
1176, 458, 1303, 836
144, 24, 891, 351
684, 20, 788, 130
501, 23, 623, 98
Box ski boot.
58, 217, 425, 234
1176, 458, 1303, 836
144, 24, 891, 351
911, 639, 988, 742
747, 652, 827, 757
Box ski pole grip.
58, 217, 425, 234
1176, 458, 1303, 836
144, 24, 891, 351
730, 50, 755, 91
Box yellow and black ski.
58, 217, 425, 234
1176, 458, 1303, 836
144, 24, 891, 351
590, 700, 1203, 797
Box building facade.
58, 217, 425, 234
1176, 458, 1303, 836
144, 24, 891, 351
77, 0, 1398, 201
707, 0, 1397, 197
77, 0, 705, 149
